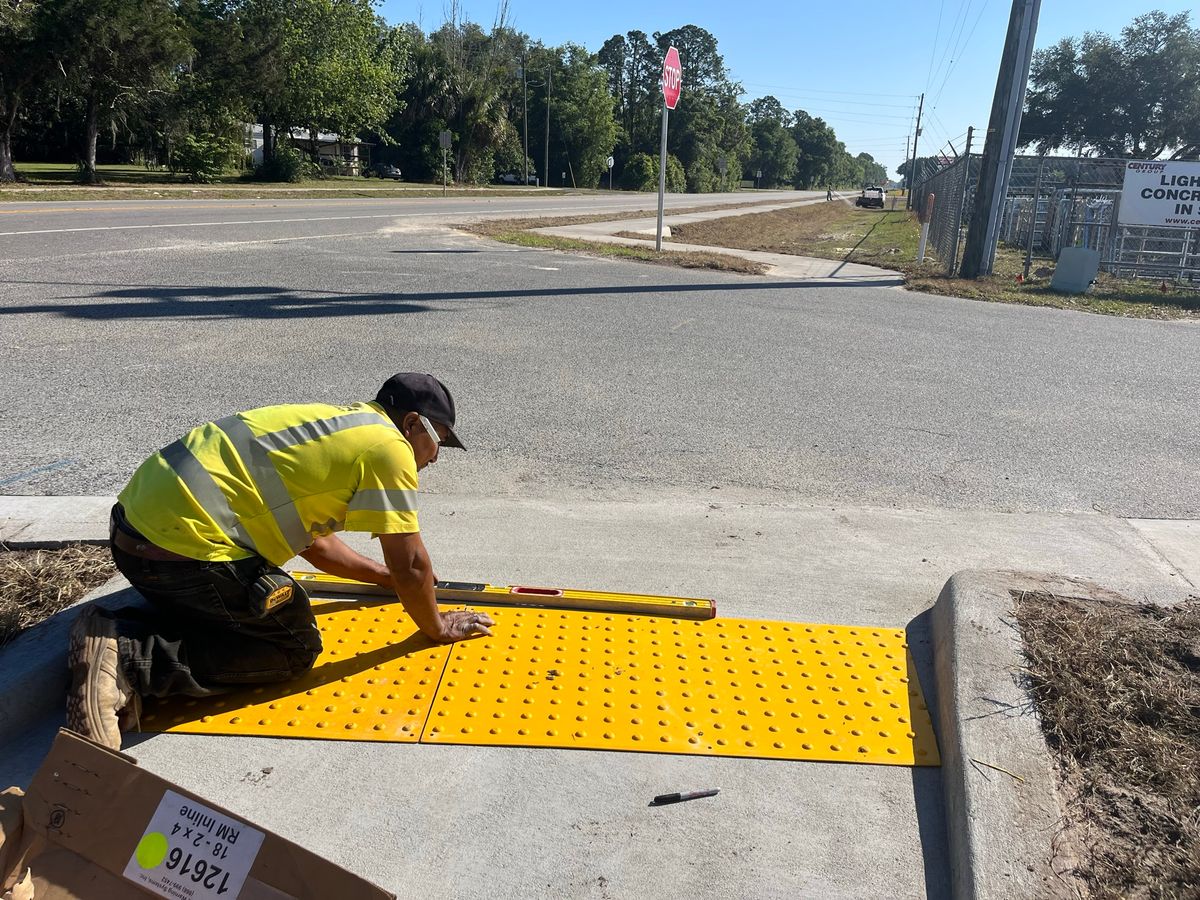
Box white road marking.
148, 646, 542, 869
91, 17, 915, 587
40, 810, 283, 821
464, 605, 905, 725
0, 213, 414, 236
0, 231, 385, 264
0, 199, 807, 237
531, 266, 560, 271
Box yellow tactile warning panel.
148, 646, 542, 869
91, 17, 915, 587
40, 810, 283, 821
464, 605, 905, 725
421, 609, 940, 766
141, 599, 939, 766
139, 600, 453, 741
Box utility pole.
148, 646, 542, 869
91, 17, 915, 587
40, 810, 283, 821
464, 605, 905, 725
959, 0, 1043, 278
543, 66, 551, 188
521, 56, 529, 187
906, 93, 924, 210
903, 134, 911, 197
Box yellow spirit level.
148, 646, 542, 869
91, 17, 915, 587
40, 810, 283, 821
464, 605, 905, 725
288, 570, 716, 620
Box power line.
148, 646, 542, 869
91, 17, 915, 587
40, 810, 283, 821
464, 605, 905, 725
745, 93, 914, 110
927, 0, 974, 93
733, 79, 915, 99
932, 0, 994, 108
787, 106, 917, 122
925, 0, 947, 90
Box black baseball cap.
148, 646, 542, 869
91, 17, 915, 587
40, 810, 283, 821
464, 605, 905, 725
375, 373, 465, 450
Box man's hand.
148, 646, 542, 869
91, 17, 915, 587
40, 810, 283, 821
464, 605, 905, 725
436, 609, 495, 643
378, 531, 490, 643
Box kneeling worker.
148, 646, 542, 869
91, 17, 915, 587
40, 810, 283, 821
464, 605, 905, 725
67, 373, 493, 750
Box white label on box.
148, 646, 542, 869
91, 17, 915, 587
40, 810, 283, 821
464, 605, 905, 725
122, 789, 265, 900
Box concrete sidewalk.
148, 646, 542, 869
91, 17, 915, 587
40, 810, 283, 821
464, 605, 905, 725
1, 493, 1195, 898
534, 194, 906, 285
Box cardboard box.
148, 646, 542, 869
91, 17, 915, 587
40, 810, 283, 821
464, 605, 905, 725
0, 730, 393, 899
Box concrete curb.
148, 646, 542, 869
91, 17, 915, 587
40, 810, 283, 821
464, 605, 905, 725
0, 495, 126, 738
0, 495, 115, 548
929, 570, 1170, 900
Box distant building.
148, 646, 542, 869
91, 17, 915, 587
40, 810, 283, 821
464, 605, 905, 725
244, 125, 372, 174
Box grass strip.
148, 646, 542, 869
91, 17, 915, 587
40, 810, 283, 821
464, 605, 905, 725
482, 229, 767, 274
1016, 591, 1200, 898
0, 544, 115, 647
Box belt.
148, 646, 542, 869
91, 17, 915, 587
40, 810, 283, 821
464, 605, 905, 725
110, 519, 198, 563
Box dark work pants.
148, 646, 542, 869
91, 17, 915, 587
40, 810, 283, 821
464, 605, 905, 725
108, 511, 322, 698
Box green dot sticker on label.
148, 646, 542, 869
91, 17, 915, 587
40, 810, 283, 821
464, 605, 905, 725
135, 832, 169, 869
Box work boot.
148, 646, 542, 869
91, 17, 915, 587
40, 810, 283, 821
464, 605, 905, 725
66, 607, 140, 750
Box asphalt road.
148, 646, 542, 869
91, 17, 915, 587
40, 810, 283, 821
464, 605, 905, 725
0, 191, 1196, 518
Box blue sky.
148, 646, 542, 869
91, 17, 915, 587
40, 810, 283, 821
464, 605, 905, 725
378, 0, 1196, 176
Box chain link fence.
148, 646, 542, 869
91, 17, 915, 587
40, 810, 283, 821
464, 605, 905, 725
911, 155, 980, 274
913, 153, 1200, 284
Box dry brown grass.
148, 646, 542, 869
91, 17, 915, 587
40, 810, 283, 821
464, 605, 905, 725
1016, 591, 1200, 898
0, 545, 115, 646
666, 203, 919, 269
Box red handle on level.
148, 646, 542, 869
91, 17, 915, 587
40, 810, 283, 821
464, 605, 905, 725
509, 586, 565, 597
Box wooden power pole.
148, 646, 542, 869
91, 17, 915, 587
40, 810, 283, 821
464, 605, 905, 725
906, 93, 924, 211
959, 0, 1043, 278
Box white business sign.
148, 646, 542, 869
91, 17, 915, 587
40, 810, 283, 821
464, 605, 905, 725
1119, 160, 1200, 229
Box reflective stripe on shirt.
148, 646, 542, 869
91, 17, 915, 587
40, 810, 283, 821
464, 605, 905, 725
159, 438, 262, 554
347, 488, 419, 514
254, 412, 392, 453
215, 415, 312, 554
165, 408, 400, 557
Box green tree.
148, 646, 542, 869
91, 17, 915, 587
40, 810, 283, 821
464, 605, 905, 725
747, 96, 791, 128
856, 152, 887, 186
52, 0, 191, 182
239, 0, 403, 173
620, 150, 684, 191
0, 0, 55, 181
597, 30, 664, 169
791, 111, 839, 188
655, 25, 748, 193
598, 25, 748, 192
544, 45, 617, 188
1020, 11, 1200, 158
750, 121, 797, 188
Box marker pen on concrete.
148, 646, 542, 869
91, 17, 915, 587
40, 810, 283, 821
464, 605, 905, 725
649, 788, 719, 806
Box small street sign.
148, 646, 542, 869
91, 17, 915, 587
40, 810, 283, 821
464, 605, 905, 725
438, 130, 452, 150
606, 156, 615, 169
661, 47, 682, 110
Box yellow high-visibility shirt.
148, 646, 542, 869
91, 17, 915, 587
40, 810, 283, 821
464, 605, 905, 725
118, 401, 419, 565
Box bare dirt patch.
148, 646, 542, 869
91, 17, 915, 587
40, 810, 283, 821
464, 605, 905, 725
0, 545, 115, 647
1016, 591, 1200, 898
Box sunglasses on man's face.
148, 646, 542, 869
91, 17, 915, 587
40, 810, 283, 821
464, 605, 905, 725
418, 415, 444, 446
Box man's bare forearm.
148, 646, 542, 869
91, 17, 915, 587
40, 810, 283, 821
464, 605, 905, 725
380, 536, 446, 639
298, 535, 391, 586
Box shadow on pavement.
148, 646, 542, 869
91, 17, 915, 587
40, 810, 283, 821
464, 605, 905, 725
907, 607, 952, 899
0, 278, 905, 321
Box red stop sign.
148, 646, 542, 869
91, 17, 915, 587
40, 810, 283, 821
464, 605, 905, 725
661, 46, 682, 110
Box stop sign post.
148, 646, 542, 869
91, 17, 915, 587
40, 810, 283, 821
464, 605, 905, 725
656, 46, 682, 251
